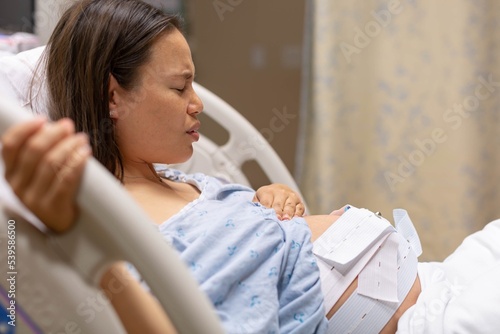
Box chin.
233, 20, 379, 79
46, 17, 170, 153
167, 154, 194, 165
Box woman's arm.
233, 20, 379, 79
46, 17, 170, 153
100, 263, 177, 334
1, 119, 177, 333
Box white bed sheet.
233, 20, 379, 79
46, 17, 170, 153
398, 219, 500, 333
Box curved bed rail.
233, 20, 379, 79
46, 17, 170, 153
0, 96, 224, 333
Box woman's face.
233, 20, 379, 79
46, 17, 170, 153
110, 28, 203, 167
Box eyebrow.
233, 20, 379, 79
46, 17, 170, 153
171, 70, 195, 80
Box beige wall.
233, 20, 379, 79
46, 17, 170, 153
186, 0, 305, 188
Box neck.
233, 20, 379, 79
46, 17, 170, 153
122, 162, 163, 184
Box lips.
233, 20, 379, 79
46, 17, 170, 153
187, 122, 200, 141
187, 121, 200, 133
187, 130, 200, 141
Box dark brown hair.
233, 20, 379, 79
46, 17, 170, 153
41, 0, 180, 180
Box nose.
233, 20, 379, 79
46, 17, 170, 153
188, 88, 203, 115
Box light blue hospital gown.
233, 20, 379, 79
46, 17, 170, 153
153, 168, 327, 334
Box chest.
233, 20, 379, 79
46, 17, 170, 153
128, 181, 201, 224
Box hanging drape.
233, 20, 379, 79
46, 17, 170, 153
297, 0, 500, 260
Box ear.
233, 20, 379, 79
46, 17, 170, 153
108, 74, 122, 120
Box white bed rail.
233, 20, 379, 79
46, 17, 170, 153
0, 95, 224, 334
172, 82, 308, 212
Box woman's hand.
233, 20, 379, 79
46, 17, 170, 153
253, 183, 305, 220
1, 117, 91, 233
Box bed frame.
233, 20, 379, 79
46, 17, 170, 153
0, 48, 304, 332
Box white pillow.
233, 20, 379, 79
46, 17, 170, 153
0, 45, 47, 113
0, 46, 47, 230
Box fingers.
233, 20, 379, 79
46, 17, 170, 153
254, 184, 305, 220
1, 118, 91, 233
25, 133, 91, 232
279, 192, 302, 220
27, 132, 89, 196
254, 185, 285, 218
292, 201, 306, 217
3, 118, 75, 195
1, 117, 46, 179
253, 189, 274, 208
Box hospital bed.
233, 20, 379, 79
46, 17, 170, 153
0, 49, 305, 333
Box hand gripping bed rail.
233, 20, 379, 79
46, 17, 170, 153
0, 96, 225, 334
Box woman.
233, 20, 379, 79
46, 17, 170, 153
1, 0, 423, 333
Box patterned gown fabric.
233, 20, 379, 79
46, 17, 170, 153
156, 168, 327, 334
